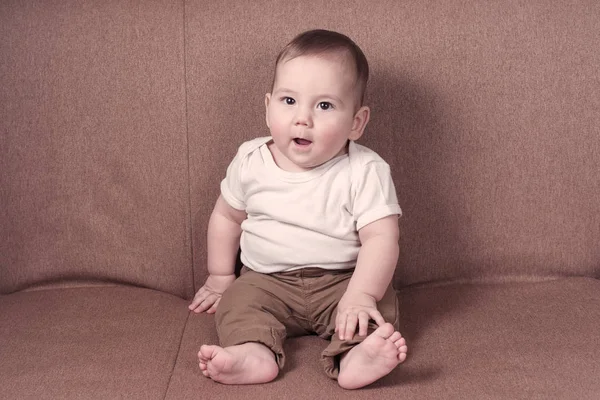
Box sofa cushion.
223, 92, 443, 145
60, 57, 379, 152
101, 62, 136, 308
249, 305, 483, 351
0, 286, 189, 400
398, 277, 600, 399
165, 277, 599, 399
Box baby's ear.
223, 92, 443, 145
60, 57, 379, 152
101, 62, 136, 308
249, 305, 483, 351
264, 93, 271, 128
349, 106, 370, 141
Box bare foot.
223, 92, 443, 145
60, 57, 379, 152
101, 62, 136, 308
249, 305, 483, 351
198, 342, 279, 385
337, 323, 408, 389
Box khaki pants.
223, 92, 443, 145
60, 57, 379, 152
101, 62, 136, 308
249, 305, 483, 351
215, 267, 400, 379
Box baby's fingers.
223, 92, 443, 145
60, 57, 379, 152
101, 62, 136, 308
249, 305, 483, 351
189, 291, 218, 313
339, 313, 359, 341
206, 297, 222, 314
368, 310, 386, 327
357, 311, 370, 337
188, 289, 208, 310
335, 312, 345, 340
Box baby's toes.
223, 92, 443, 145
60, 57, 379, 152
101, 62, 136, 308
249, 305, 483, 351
199, 359, 211, 378
388, 331, 402, 343
198, 345, 214, 361
394, 336, 406, 349
398, 351, 407, 363
397, 342, 408, 363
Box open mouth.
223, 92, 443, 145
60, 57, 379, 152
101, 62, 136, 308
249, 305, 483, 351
293, 138, 312, 146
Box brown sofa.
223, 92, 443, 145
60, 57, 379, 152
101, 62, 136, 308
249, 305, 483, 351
2, 1, 599, 399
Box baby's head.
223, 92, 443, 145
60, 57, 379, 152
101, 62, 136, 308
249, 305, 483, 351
272, 29, 369, 109
265, 30, 372, 172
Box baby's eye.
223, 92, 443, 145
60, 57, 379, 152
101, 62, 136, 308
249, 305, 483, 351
317, 102, 333, 110
282, 97, 295, 105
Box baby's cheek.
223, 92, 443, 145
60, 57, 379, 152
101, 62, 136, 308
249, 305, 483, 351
268, 122, 285, 136
269, 124, 293, 147
320, 125, 350, 145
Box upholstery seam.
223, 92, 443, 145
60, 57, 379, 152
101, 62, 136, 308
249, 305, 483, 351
162, 310, 191, 400
181, 0, 195, 299
163, 3, 192, 398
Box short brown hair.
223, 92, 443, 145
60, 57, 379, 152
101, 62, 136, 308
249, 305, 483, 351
273, 29, 369, 106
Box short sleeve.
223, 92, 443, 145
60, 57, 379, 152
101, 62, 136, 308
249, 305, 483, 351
220, 147, 247, 211
352, 161, 402, 230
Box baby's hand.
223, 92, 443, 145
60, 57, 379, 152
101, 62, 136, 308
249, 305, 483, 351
335, 290, 386, 341
188, 274, 236, 314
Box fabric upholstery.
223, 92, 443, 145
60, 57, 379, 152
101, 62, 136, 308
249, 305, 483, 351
0, 0, 193, 298
0, 286, 189, 399
185, 0, 600, 288
167, 278, 600, 399
0, 0, 599, 399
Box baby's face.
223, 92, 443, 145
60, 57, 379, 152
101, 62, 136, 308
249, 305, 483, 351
265, 54, 368, 172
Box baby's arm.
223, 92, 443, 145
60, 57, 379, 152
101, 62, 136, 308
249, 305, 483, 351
336, 215, 399, 340
188, 195, 247, 314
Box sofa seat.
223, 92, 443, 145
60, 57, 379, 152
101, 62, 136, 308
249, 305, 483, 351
0, 286, 190, 399
165, 277, 599, 399
397, 277, 600, 399
1, 279, 598, 399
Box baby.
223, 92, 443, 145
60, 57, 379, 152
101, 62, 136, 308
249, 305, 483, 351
189, 29, 407, 390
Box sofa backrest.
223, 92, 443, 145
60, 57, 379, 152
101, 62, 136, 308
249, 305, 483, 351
2, 1, 599, 296
0, 2, 193, 297
186, 0, 600, 288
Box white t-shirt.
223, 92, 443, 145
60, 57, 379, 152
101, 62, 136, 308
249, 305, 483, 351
221, 136, 402, 274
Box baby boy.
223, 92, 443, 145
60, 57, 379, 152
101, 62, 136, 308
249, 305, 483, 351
189, 29, 407, 389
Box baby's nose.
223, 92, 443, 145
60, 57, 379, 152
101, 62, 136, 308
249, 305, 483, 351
294, 108, 312, 127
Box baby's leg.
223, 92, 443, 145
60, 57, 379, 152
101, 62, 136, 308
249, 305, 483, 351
198, 269, 307, 385
337, 323, 407, 389
198, 342, 278, 385
318, 279, 407, 388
